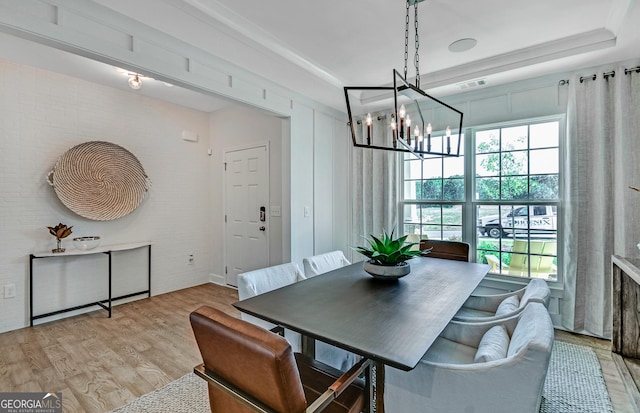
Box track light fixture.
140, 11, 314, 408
128, 74, 142, 90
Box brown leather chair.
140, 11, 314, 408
190, 306, 369, 413
420, 239, 470, 262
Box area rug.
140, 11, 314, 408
539, 341, 613, 413
110, 341, 613, 413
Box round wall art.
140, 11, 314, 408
47, 141, 150, 221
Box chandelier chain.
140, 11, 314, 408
414, 2, 420, 88
404, 0, 410, 81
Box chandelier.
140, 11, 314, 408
344, 0, 463, 159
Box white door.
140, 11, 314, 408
224, 145, 269, 287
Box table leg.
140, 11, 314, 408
147, 244, 152, 297
302, 335, 316, 359
108, 251, 112, 318
29, 254, 34, 327
375, 360, 385, 413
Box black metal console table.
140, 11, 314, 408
29, 241, 151, 326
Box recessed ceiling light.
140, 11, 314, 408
448, 38, 477, 53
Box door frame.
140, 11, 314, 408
223, 141, 271, 287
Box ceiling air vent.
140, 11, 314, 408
457, 79, 487, 90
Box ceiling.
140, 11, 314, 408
3, 0, 640, 113
89, 0, 640, 111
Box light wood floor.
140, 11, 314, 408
0, 283, 636, 412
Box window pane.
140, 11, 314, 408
404, 159, 422, 180
443, 205, 462, 225
475, 177, 500, 200
476, 129, 499, 153
404, 180, 420, 200
443, 178, 464, 200
475, 154, 498, 177
530, 121, 559, 149
442, 225, 462, 241
422, 205, 441, 224
422, 158, 442, 179
419, 179, 443, 200
530, 148, 558, 174
501, 151, 528, 176
501, 126, 528, 151
403, 204, 421, 225
501, 176, 528, 200
530, 175, 559, 199
443, 156, 464, 178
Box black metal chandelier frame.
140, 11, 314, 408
344, 0, 464, 160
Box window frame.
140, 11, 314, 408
399, 115, 565, 286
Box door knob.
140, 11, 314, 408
259, 226, 266, 231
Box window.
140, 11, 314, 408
400, 118, 561, 282
401, 136, 465, 242
475, 120, 560, 281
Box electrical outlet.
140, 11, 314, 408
188, 253, 194, 265
4, 284, 16, 299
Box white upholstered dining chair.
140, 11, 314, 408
385, 302, 554, 413
453, 278, 550, 322
237, 262, 305, 352
302, 250, 351, 277
302, 251, 361, 371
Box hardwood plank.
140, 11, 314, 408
0, 282, 634, 412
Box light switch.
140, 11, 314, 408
271, 206, 281, 217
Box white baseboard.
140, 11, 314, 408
209, 272, 225, 285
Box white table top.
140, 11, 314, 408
32, 241, 151, 258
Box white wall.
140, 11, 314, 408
0, 60, 215, 332
0, 1, 354, 332
313, 112, 352, 257
208, 106, 287, 282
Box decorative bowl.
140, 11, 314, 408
363, 261, 411, 280
73, 236, 101, 250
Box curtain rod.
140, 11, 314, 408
625, 66, 640, 75
580, 66, 640, 83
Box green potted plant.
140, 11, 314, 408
354, 229, 427, 279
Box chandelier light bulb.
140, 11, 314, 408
366, 113, 372, 126
399, 104, 406, 119
426, 123, 432, 135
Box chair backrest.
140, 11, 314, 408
419, 239, 470, 262
508, 240, 557, 277
190, 306, 307, 413
302, 250, 351, 277
519, 279, 551, 308
506, 302, 554, 358
237, 262, 305, 300
406, 234, 427, 252
237, 263, 305, 352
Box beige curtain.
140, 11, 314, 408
351, 115, 398, 258
562, 63, 640, 337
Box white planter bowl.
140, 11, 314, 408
363, 261, 411, 280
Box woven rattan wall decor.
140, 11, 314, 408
47, 141, 150, 221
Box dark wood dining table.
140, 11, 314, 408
233, 256, 490, 412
